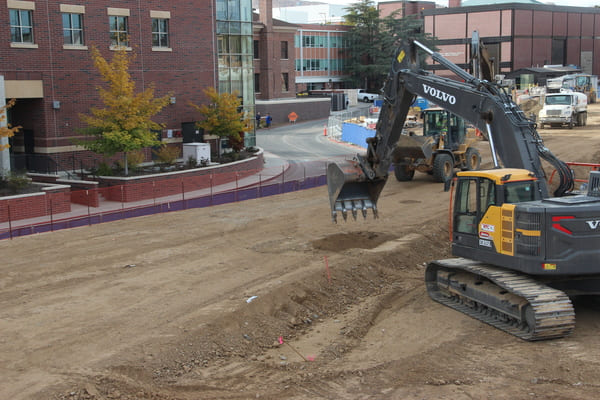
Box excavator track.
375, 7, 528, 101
425, 258, 575, 341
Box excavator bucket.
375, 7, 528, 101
327, 160, 388, 223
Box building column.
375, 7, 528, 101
0, 76, 10, 174
259, 0, 275, 99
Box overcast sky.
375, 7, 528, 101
309, 0, 600, 7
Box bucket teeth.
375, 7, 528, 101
331, 199, 378, 222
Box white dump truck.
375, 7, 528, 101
538, 91, 588, 129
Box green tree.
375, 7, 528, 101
78, 47, 171, 175
190, 88, 251, 159
343, 0, 386, 90
343, 1, 437, 91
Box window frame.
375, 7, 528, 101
254, 73, 260, 93
109, 15, 129, 48
281, 72, 289, 92
107, 8, 131, 50
9, 8, 34, 45
151, 10, 171, 52
152, 18, 169, 48
62, 12, 84, 46
280, 41, 288, 60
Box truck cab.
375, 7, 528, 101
538, 92, 588, 129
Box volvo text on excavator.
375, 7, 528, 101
327, 39, 600, 340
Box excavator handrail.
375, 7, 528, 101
549, 161, 600, 185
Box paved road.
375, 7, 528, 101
256, 117, 357, 161
255, 107, 369, 179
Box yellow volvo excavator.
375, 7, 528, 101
327, 39, 600, 340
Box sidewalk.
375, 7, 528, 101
0, 152, 292, 234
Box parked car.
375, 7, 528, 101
357, 89, 379, 102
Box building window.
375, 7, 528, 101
253, 40, 259, 59
152, 18, 169, 48
109, 15, 129, 47
281, 41, 288, 59
9, 9, 33, 43
62, 13, 84, 45
254, 73, 260, 93
281, 73, 289, 92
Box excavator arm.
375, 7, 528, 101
327, 39, 573, 222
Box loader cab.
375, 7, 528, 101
422, 109, 466, 151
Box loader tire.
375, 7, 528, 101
462, 148, 481, 171
433, 153, 453, 183
394, 164, 415, 181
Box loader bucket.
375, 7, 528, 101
393, 135, 435, 161
327, 160, 388, 223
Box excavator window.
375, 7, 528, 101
504, 182, 535, 203
454, 177, 496, 235
455, 178, 478, 234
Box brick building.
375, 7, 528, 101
422, 1, 600, 81
378, 0, 436, 19
253, 3, 297, 100
0, 0, 257, 173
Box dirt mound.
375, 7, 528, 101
311, 231, 395, 251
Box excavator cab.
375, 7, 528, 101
452, 169, 544, 253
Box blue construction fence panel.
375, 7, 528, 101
341, 123, 371, 149
412, 96, 429, 110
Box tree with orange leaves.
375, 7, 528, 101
0, 99, 20, 151
78, 47, 171, 175
190, 87, 251, 157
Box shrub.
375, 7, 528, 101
186, 156, 198, 169
0, 172, 31, 194
153, 145, 180, 166
127, 150, 146, 172
95, 162, 114, 176
114, 150, 146, 174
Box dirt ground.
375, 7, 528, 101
3, 104, 600, 400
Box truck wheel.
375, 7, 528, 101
583, 112, 588, 126
462, 148, 481, 171
394, 164, 415, 181
433, 153, 454, 183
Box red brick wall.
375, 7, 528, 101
254, 28, 297, 100
99, 152, 264, 202
0, 1, 216, 161
70, 189, 100, 208
0, 186, 71, 223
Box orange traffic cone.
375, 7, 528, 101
323, 125, 328, 136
